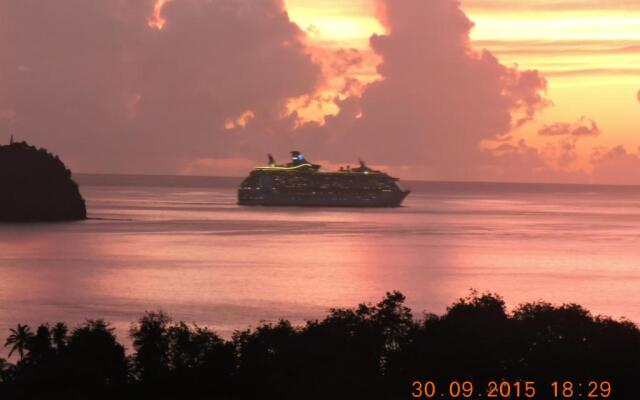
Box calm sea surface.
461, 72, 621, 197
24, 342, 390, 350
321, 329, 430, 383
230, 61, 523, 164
2, 175, 640, 355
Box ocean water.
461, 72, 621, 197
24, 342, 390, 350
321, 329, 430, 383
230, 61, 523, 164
1, 175, 640, 355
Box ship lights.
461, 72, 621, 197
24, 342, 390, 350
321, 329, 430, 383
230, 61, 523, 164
290, 150, 306, 163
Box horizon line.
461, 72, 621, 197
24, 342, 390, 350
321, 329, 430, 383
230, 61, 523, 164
74, 172, 640, 190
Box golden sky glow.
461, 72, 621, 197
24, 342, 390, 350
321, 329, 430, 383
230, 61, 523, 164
286, 0, 383, 48
466, 5, 640, 168
149, 0, 169, 29
286, 0, 640, 172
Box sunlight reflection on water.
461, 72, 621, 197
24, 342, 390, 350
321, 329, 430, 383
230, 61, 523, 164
1, 180, 640, 356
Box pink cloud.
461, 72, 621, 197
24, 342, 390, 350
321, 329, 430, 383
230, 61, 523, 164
8, 0, 626, 184
538, 117, 601, 137
591, 146, 640, 185
292, 0, 548, 180
478, 139, 594, 184
0, 0, 321, 173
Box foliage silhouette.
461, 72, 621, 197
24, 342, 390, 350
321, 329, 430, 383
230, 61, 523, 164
129, 312, 236, 398
1, 291, 639, 399
50, 322, 69, 352
130, 311, 172, 383
4, 325, 33, 360
0, 358, 11, 383
0, 140, 86, 222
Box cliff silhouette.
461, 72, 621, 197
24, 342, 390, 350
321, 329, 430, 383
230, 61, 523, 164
0, 139, 86, 221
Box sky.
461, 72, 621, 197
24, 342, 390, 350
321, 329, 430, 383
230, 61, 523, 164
1, 0, 639, 184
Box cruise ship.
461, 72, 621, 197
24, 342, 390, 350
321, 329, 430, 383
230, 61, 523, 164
238, 151, 410, 207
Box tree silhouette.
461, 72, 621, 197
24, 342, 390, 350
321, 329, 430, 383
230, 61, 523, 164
64, 319, 128, 397
0, 292, 638, 399
4, 324, 33, 360
129, 313, 236, 398
26, 324, 54, 363
0, 358, 9, 381
51, 322, 69, 352
130, 311, 172, 383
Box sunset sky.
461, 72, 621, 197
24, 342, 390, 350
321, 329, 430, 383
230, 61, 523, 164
1, 0, 639, 183
287, 0, 640, 180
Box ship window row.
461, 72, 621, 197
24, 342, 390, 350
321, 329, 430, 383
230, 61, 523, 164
255, 179, 397, 190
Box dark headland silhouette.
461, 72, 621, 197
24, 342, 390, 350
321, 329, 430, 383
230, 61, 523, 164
1, 291, 638, 399
0, 137, 86, 222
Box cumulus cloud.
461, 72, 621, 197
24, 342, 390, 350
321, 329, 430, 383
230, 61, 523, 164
294, 0, 548, 180
591, 145, 640, 185
477, 138, 595, 183
0, 0, 321, 173
532, 116, 601, 171
3, 0, 607, 184
481, 140, 547, 179
538, 117, 601, 137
